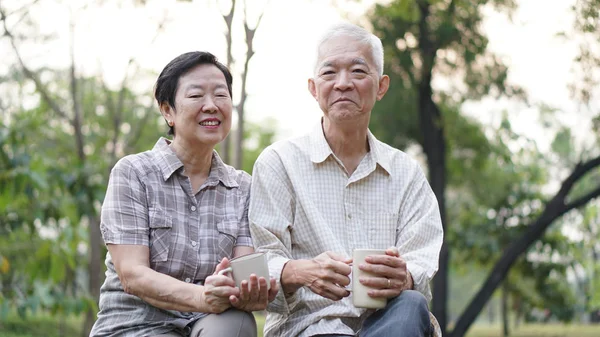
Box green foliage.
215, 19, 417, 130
0, 64, 162, 320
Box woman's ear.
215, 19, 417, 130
159, 102, 174, 124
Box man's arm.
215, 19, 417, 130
396, 165, 444, 301
249, 149, 351, 314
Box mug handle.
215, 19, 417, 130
218, 267, 232, 276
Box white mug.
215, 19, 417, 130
218, 252, 271, 290
352, 249, 387, 309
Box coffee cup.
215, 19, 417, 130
218, 252, 271, 290
351, 249, 387, 309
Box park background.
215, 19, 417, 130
1, 0, 599, 336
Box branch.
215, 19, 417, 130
0, 6, 70, 121
220, 0, 236, 68
450, 155, 600, 337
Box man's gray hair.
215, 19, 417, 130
314, 22, 384, 77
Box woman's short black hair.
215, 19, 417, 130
154, 51, 233, 135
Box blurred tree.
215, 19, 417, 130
0, 1, 165, 334
368, 0, 600, 336
187, 0, 269, 168
368, 0, 521, 333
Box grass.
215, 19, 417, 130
1, 313, 599, 337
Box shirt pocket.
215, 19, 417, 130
366, 212, 398, 248
149, 210, 173, 263
216, 217, 239, 260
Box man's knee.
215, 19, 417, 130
190, 309, 257, 337
391, 290, 429, 314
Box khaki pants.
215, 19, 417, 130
154, 309, 257, 337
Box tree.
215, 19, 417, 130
0, 1, 166, 334
368, 0, 520, 333
208, 0, 269, 168
368, 1, 600, 336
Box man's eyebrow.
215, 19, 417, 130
319, 58, 369, 69
351, 58, 368, 67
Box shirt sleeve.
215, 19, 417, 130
248, 148, 303, 315
100, 157, 150, 246
235, 172, 253, 247
396, 163, 444, 302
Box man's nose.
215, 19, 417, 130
334, 71, 353, 91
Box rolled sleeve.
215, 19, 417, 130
100, 158, 149, 246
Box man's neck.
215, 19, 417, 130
322, 118, 369, 176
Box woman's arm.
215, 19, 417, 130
109, 244, 238, 313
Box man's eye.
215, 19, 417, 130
322, 70, 335, 75
353, 69, 367, 73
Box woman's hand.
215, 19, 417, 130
229, 275, 278, 312
201, 258, 239, 313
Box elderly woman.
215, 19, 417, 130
90, 51, 278, 337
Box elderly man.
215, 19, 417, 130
249, 22, 444, 337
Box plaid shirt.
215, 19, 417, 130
90, 138, 252, 337
249, 123, 444, 337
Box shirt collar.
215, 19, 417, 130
153, 137, 239, 188
308, 121, 392, 175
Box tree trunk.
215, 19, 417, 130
449, 156, 600, 337
502, 282, 510, 337
83, 215, 103, 336
416, 1, 448, 334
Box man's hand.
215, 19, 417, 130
357, 247, 413, 299
201, 258, 239, 313
229, 274, 279, 312
281, 251, 352, 301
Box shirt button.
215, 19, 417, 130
185, 278, 191, 283
191, 205, 197, 211
347, 213, 352, 219
191, 240, 197, 247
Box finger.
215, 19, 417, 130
239, 280, 250, 301
386, 247, 399, 257
248, 274, 260, 302
207, 274, 236, 288
213, 257, 231, 275
309, 279, 350, 301
359, 276, 393, 289
257, 277, 269, 303
267, 278, 278, 302
367, 288, 402, 299
365, 254, 405, 268
325, 251, 353, 264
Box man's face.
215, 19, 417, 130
161, 63, 233, 147
309, 35, 389, 124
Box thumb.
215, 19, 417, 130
386, 246, 400, 257
213, 257, 231, 275
326, 251, 352, 264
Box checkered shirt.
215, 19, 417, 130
90, 137, 252, 337
249, 123, 444, 337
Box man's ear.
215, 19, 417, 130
308, 78, 318, 100
376, 75, 390, 101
